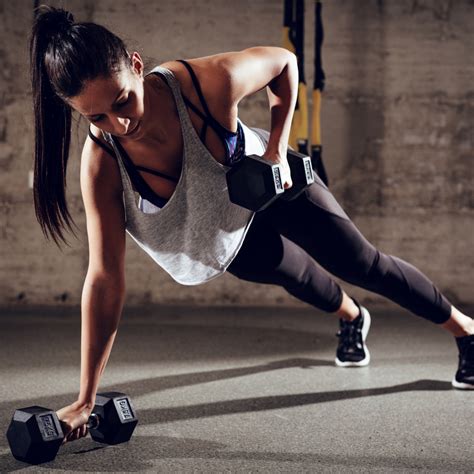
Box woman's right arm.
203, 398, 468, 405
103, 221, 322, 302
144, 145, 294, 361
58, 137, 127, 443
76, 135, 126, 407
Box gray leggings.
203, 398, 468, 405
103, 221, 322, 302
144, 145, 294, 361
227, 129, 452, 324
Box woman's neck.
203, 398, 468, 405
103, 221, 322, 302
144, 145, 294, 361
123, 73, 175, 146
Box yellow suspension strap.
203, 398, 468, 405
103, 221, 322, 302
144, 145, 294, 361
311, 0, 329, 185
283, 0, 309, 155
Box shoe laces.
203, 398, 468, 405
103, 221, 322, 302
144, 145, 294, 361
336, 317, 362, 349
458, 336, 474, 371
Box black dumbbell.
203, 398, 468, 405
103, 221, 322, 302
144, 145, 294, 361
226, 154, 285, 212
280, 149, 315, 201
226, 149, 314, 212
6, 392, 138, 465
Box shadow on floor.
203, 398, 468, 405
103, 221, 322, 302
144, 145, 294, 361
138, 378, 453, 423
0, 427, 464, 473
0, 357, 330, 417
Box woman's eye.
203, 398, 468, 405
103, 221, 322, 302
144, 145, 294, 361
88, 96, 130, 122
117, 97, 129, 108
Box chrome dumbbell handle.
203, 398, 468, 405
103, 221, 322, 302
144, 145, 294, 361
86, 412, 100, 430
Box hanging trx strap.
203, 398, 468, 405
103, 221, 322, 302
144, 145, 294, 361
311, 0, 329, 185
283, 0, 309, 155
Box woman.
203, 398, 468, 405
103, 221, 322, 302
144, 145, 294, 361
30, 6, 473, 443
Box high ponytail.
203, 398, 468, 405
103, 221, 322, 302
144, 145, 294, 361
30, 6, 74, 247
29, 5, 129, 248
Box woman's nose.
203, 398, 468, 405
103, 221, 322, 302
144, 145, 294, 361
113, 116, 130, 134
117, 117, 130, 128
117, 117, 129, 126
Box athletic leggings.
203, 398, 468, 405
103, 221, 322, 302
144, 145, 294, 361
227, 129, 452, 325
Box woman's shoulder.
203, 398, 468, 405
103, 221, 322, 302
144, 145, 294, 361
155, 59, 206, 88
158, 57, 210, 73
156, 57, 235, 114
81, 124, 123, 196
84, 124, 116, 161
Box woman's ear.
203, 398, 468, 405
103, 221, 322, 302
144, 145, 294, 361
129, 51, 144, 78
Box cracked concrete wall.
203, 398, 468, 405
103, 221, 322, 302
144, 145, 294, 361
0, 0, 472, 310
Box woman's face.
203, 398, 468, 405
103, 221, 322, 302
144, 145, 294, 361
69, 52, 147, 139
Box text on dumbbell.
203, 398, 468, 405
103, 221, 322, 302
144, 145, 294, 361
273, 168, 283, 192
116, 398, 134, 421
39, 414, 59, 439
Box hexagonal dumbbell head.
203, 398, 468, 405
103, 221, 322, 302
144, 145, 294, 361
89, 392, 138, 445
6, 406, 64, 464
280, 149, 315, 201
226, 155, 284, 211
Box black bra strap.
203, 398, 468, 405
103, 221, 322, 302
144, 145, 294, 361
111, 135, 179, 188
182, 95, 208, 122
89, 127, 178, 183
181, 96, 210, 141
177, 59, 237, 151
88, 127, 116, 159
134, 165, 180, 183
200, 122, 208, 142
150, 68, 214, 146
177, 60, 213, 119
178, 59, 234, 137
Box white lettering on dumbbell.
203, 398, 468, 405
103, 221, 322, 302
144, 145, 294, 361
273, 167, 284, 192
39, 414, 59, 439
303, 159, 314, 183
116, 398, 134, 421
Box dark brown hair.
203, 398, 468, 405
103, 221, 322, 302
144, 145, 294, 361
30, 5, 129, 247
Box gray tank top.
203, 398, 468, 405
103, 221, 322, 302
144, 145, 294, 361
101, 66, 267, 285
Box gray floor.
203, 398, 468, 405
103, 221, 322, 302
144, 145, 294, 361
0, 305, 473, 473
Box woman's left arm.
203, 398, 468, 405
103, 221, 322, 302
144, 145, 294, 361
218, 46, 299, 186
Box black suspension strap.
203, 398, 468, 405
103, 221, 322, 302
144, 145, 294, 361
283, 0, 309, 155
311, 0, 329, 186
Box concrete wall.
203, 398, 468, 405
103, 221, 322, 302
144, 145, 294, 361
0, 0, 472, 310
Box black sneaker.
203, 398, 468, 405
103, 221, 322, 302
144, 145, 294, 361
452, 334, 474, 390
335, 298, 371, 367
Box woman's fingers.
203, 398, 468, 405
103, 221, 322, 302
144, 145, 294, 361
280, 161, 293, 189
57, 402, 93, 444
262, 151, 293, 189
80, 424, 89, 438
65, 426, 88, 443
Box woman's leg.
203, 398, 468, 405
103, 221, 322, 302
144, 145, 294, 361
244, 127, 473, 385
264, 176, 462, 327
335, 291, 474, 336
250, 127, 470, 333
264, 176, 473, 386
228, 204, 373, 367
440, 307, 474, 337
228, 211, 345, 313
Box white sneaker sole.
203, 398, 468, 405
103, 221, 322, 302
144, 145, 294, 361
451, 377, 474, 390
335, 306, 371, 367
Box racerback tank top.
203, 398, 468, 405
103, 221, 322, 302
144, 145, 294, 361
101, 66, 267, 285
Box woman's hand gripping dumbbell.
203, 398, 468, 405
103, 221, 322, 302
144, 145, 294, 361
6, 392, 138, 465
226, 149, 315, 212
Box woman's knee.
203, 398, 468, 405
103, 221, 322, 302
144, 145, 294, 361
333, 247, 390, 289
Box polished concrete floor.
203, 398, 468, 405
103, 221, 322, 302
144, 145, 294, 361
0, 304, 472, 473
